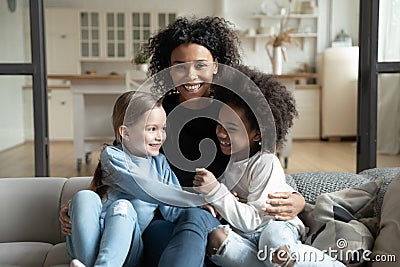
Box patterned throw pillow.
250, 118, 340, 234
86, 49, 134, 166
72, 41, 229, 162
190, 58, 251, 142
299, 179, 382, 266
371, 171, 400, 267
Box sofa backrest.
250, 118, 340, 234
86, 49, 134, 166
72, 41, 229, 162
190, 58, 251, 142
0, 177, 91, 244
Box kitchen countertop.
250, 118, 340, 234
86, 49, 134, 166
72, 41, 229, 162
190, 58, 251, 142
46, 73, 319, 89
273, 72, 318, 79
48, 72, 317, 80
48, 74, 125, 80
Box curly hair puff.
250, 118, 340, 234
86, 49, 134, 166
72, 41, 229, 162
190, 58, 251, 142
215, 65, 298, 150
144, 16, 242, 77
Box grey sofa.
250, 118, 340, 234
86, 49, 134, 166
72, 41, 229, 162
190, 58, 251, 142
0, 177, 91, 267
0, 168, 399, 267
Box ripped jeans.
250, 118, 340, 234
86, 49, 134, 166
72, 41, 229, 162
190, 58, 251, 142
259, 221, 345, 266
66, 190, 143, 267
209, 221, 345, 267
208, 225, 269, 267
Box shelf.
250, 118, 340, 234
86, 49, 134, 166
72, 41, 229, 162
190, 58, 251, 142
243, 33, 317, 38
243, 33, 317, 50
251, 13, 318, 19
295, 84, 321, 90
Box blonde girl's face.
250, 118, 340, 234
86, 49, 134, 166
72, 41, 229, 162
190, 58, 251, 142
169, 43, 218, 102
120, 107, 167, 158
216, 104, 260, 161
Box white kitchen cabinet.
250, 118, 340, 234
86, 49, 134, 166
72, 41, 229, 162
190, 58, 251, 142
131, 12, 152, 57
291, 85, 321, 139
45, 9, 80, 74
23, 87, 73, 141
80, 11, 102, 59
79, 10, 176, 61
48, 89, 73, 140
105, 12, 127, 58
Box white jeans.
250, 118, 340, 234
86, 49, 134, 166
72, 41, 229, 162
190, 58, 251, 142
209, 221, 346, 267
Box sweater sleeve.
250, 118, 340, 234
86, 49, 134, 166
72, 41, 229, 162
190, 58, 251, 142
158, 156, 188, 223
101, 146, 204, 207
204, 154, 288, 233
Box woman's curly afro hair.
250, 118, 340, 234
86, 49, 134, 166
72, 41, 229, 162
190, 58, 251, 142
215, 65, 298, 149
144, 16, 242, 77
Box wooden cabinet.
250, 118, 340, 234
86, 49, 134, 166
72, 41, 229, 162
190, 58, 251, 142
45, 9, 80, 74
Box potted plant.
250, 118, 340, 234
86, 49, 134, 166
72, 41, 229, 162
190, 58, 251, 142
133, 52, 150, 72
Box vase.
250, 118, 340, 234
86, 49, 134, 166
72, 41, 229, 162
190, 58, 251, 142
136, 63, 149, 72
272, 46, 283, 75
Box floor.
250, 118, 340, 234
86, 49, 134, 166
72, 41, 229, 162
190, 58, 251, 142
0, 140, 399, 178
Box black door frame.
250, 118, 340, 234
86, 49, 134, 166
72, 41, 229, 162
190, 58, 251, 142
357, 0, 400, 172
0, 0, 49, 176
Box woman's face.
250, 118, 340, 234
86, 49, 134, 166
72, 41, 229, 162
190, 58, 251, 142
170, 43, 218, 102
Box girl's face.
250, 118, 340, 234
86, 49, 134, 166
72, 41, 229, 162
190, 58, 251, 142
216, 104, 260, 161
170, 43, 218, 102
120, 107, 167, 158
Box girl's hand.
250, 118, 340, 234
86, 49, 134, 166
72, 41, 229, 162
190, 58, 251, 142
262, 192, 305, 221
59, 200, 72, 236
193, 168, 218, 194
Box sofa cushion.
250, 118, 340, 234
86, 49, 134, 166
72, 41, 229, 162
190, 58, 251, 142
359, 167, 400, 217
284, 174, 298, 191
43, 243, 70, 267
300, 179, 381, 266
0, 178, 66, 244
0, 242, 52, 267
371, 171, 400, 266
290, 172, 370, 204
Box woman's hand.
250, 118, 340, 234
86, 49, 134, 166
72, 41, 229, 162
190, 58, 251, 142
262, 192, 305, 221
59, 200, 72, 236
202, 204, 222, 220
193, 168, 219, 194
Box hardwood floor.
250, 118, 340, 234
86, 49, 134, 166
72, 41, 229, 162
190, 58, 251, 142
0, 140, 399, 178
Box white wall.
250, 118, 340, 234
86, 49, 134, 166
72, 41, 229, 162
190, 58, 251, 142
43, 0, 359, 73
44, 0, 217, 17
330, 0, 359, 46
0, 1, 27, 151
